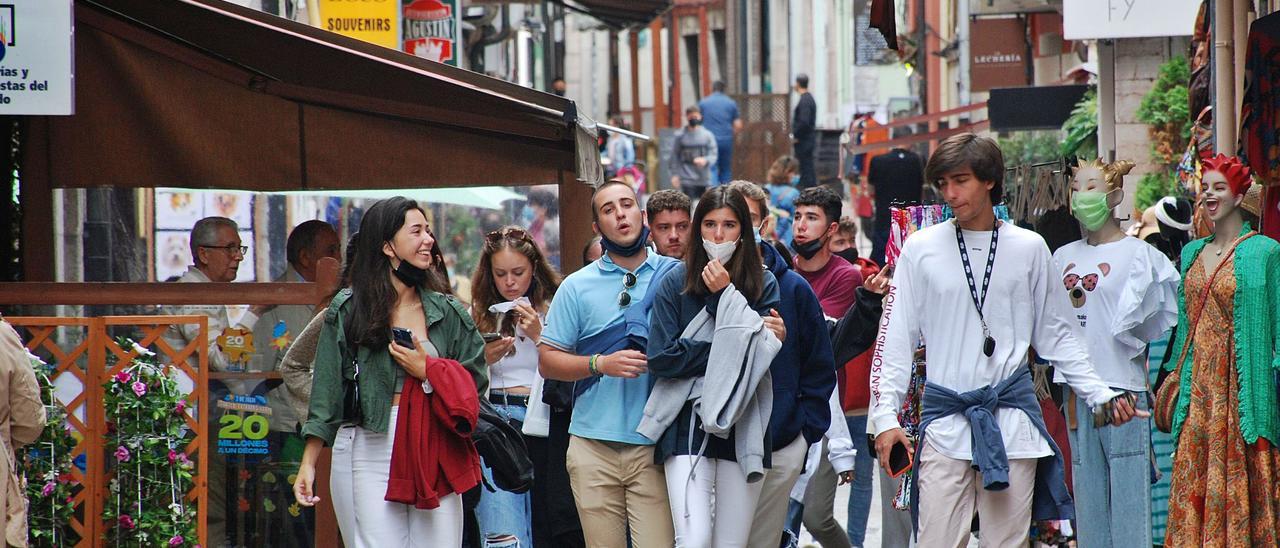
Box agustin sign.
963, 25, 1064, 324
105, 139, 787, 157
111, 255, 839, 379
0, 0, 73, 115
403, 0, 461, 66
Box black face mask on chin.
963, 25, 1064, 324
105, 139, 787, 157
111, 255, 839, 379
600, 225, 651, 258
833, 247, 859, 264
791, 236, 826, 261
391, 255, 429, 287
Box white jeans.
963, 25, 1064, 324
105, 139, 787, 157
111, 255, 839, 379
665, 455, 764, 548
330, 408, 463, 548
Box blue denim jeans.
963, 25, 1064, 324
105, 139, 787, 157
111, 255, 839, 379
476, 402, 533, 548
1070, 392, 1152, 548
844, 415, 874, 547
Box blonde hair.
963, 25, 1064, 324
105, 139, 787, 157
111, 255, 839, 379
1073, 158, 1136, 191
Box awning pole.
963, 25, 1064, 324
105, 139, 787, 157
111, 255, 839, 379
1213, 0, 1236, 153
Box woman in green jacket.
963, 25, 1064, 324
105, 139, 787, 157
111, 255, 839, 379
291, 197, 486, 547
1162, 154, 1280, 546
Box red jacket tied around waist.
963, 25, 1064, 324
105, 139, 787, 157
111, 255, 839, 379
385, 356, 482, 509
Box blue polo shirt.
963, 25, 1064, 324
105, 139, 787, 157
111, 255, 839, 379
698, 92, 739, 143
542, 251, 678, 445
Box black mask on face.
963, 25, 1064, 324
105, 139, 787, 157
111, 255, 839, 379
833, 247, 860, 264
688, 117, 701, 127
600, 225, 651, 258
791, 236, 826, 261
391, 254, 429, 287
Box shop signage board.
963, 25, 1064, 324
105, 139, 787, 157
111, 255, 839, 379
1063, 0, 1199, 39
316, 0, 400, 49
403, 0, 461, 66
0, 0, 74, 115
970, 18, 1029, 93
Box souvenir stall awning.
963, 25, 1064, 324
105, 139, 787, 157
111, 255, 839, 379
21, 0, 605, 280
29, 0, 601, 192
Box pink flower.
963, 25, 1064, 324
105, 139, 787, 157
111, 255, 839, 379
40, 482, 55, 497
118, 514, 134, 529
114, 446, 130, 462
131, 381, 147, 397
167, 450, 178, 465
174, 400, 187, 415
114, 371, 131, 384
169, 535, 184, 546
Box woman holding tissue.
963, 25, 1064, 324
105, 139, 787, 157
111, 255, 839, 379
470, 225, 564, 548
642, 185, 787, 548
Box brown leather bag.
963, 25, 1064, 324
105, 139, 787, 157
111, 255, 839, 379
1154, 232, 1256, 433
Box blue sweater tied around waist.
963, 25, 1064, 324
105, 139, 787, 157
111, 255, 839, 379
911, 367, 1073, 535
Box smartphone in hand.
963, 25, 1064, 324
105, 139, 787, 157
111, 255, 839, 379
391, 327, 415, 349
888, 441, 913, 478
481, 332, 503, 343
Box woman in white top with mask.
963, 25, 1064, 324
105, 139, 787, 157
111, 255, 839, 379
469, 226, 563, 548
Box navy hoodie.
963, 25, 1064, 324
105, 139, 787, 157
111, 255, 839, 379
761, 242, 836, 448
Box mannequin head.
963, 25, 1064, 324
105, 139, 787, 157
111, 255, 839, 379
1070, 158, 1135, 232
1199, 153, 1252, 224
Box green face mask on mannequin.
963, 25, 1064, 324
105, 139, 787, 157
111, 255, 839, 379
1070, 190, 1115, 231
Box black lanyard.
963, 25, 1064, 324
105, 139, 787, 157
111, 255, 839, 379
955, 220, 999, 357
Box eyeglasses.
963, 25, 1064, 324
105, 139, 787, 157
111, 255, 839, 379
200, 244, 248, 255
617, 272, 637, 307
485, 228, 532, 248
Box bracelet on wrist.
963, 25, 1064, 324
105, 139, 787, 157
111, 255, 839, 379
588, 354, 601, 376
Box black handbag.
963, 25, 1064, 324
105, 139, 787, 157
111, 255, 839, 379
473, 399, 535, 494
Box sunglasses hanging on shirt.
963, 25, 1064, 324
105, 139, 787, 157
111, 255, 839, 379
955, 219, 999, 357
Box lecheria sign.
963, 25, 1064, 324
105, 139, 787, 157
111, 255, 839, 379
0, 0, 73, 115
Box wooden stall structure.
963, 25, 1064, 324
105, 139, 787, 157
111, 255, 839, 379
7, 315, 209, 546
21, 0, 604, 282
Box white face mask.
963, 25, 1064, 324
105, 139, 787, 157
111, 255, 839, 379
752, 224, 765, 243
702, 238, 738, 264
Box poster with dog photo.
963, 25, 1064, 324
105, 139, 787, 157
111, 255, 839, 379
155, 189, 205, 230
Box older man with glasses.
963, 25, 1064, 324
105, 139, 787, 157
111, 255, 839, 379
160, 215, 270, 548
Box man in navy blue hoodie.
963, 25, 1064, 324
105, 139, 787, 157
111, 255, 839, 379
728, 181, 838, 548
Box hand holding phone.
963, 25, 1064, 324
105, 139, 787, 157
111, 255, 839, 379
481, 332, 503, 343
874, 427, 914, 478
392, 327, 415, 350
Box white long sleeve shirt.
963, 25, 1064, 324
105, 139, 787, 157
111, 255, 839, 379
870, 220, 1119, 461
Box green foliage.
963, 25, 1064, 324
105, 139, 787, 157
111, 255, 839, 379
1137, 56, 1192, 165
25, 356, 81, 547
999, 132, 1061, 166
1136, 56, 1192, 140
1135, 171, 1182, 211
102, 339, 197, 547
1060, 88, 1098, 160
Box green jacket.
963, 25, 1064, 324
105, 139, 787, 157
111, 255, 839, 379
1165, 225, 1280, 446
301, 288, 488, 446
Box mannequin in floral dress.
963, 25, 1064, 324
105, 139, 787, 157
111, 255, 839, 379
1162, 154, 1280, 547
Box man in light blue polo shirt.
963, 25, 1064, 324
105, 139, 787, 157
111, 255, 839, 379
540, 180, 678, 548
698, 81, 742, 185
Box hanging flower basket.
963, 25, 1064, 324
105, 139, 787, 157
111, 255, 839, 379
101, 338, 198, 547
23, 352, 81, 548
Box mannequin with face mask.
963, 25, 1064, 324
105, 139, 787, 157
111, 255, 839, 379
1162, 154, 1280, 548
1049, 158, 1181, 548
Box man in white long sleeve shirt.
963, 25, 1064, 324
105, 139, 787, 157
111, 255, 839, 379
870, 134, 1146, 546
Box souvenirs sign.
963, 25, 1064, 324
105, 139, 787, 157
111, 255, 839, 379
403, 0, 461, 66
0, 0, 73, 115
316, 0, 399, 49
